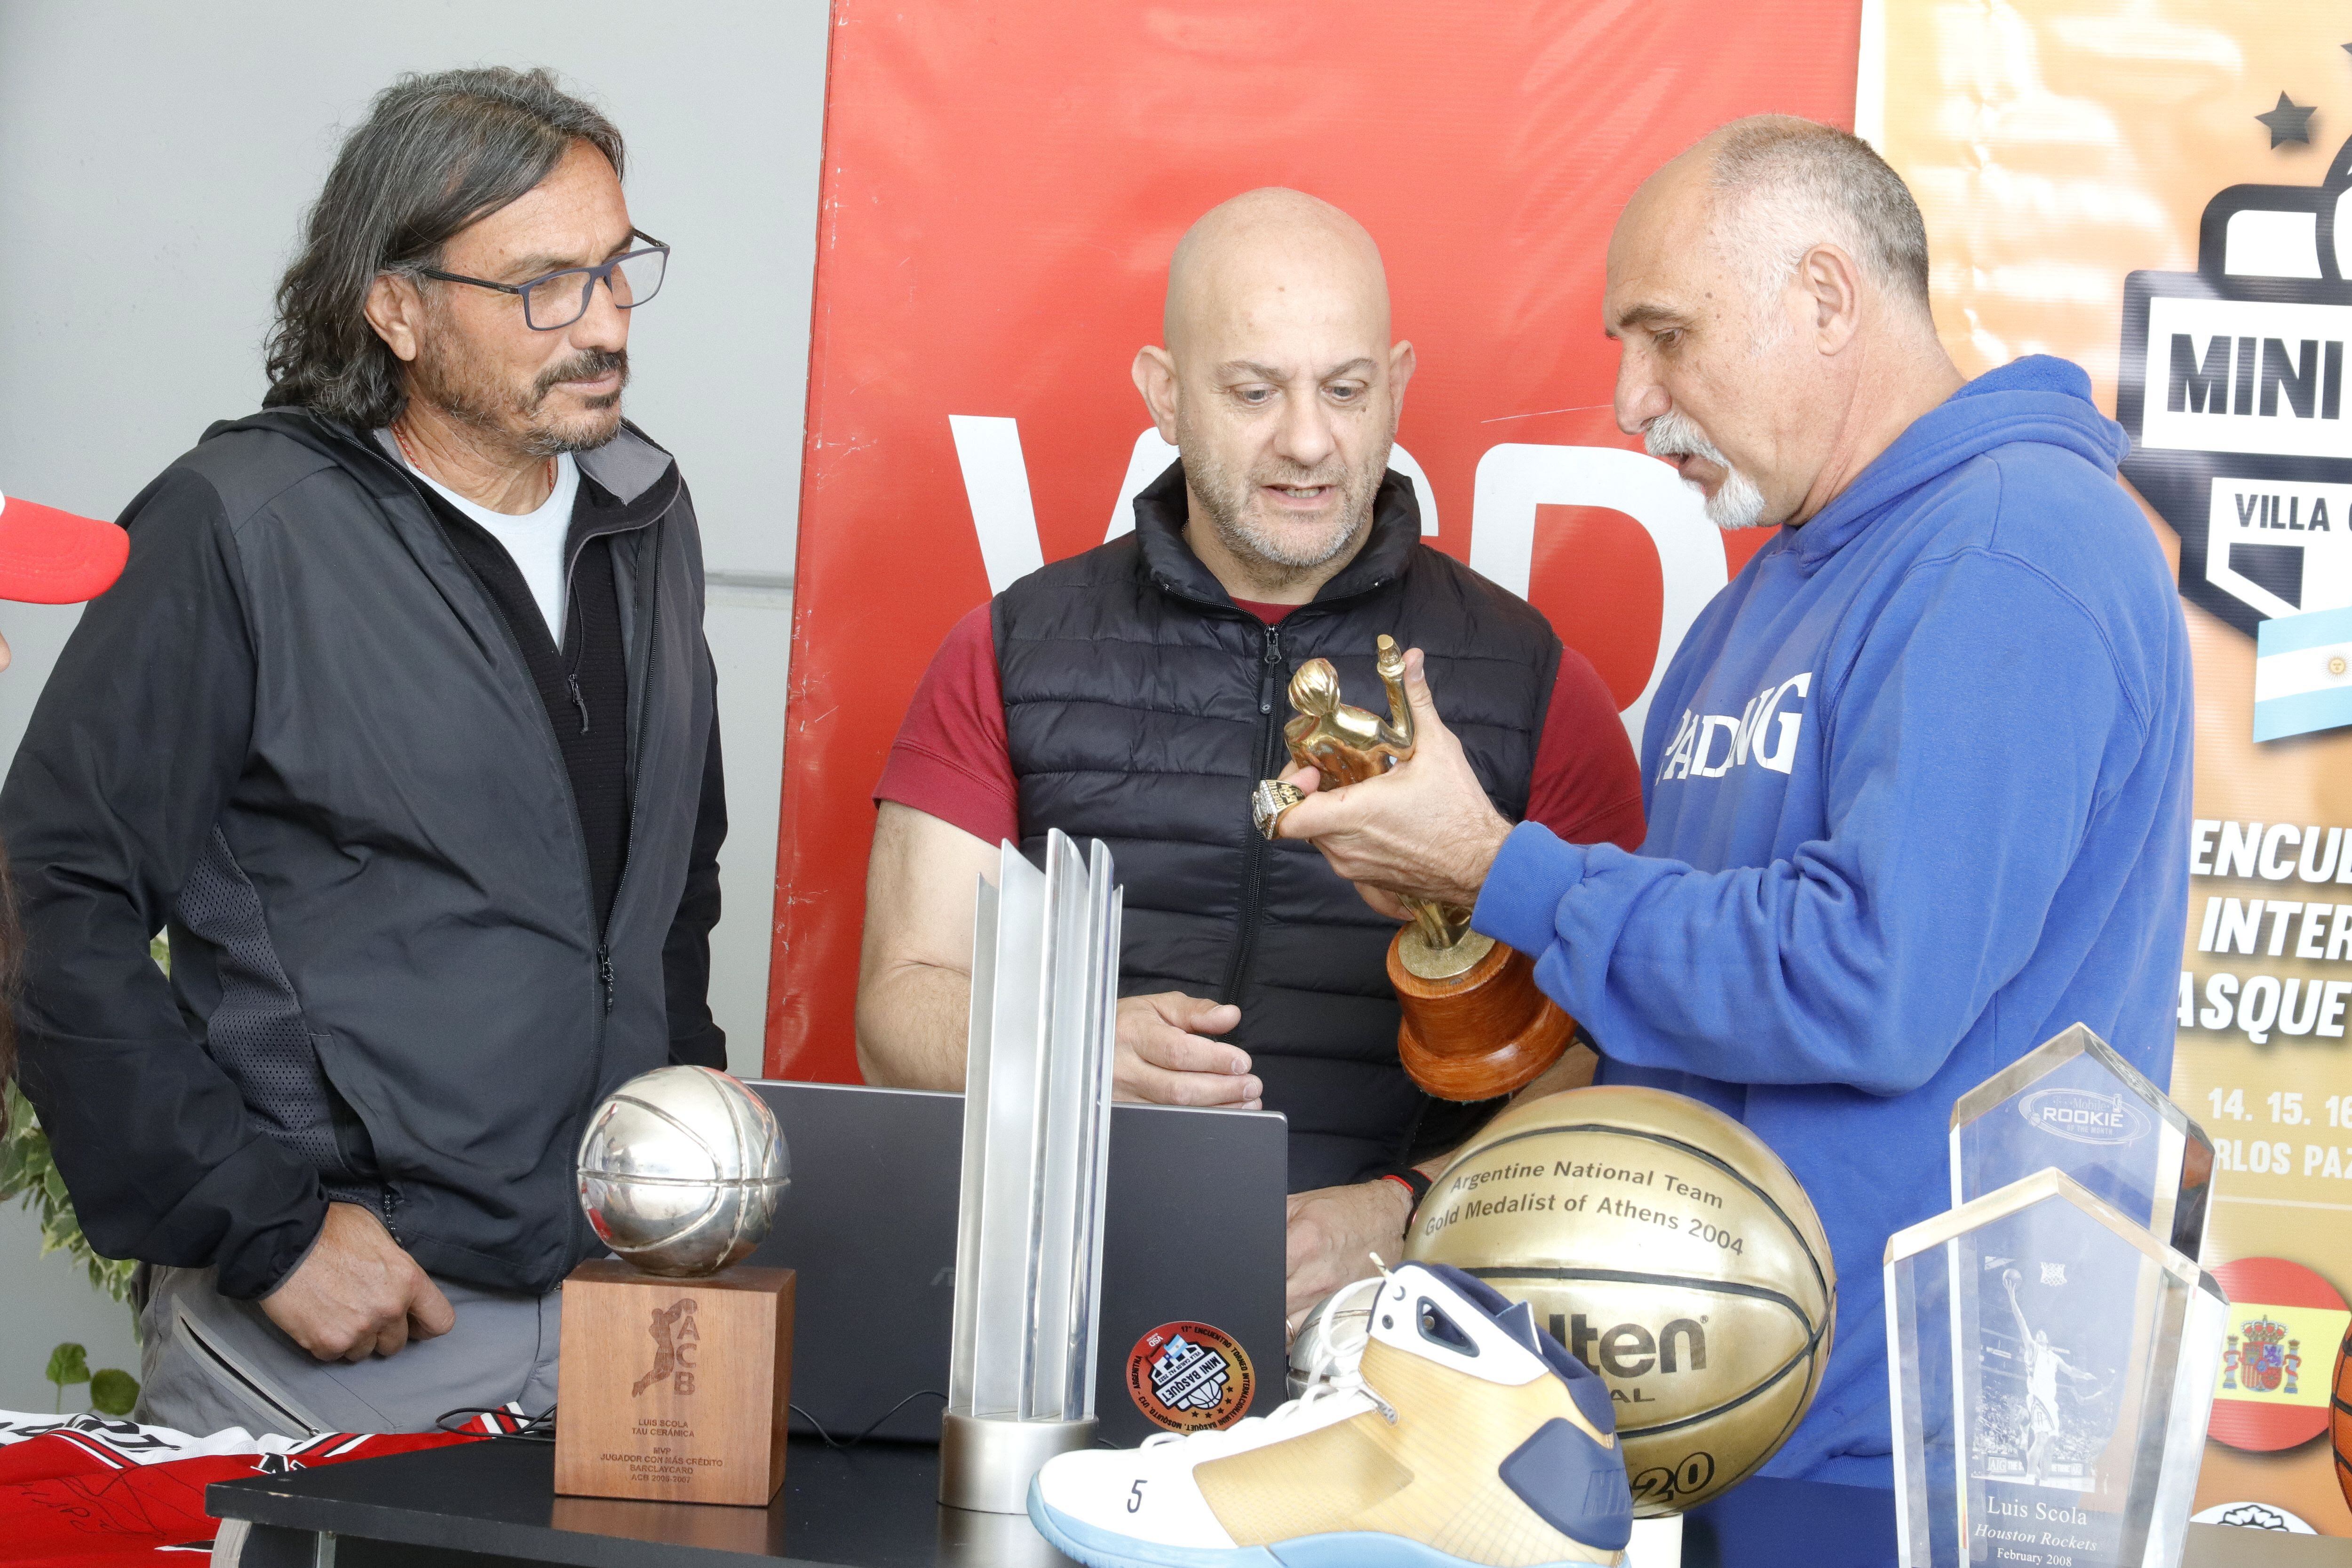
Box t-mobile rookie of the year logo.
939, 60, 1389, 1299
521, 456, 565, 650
632, 1297, 702, 1397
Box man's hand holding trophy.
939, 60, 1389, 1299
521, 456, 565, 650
1255, 635, 1574, 1101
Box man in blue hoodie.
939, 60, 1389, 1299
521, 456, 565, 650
1274, 115, 2193, 1489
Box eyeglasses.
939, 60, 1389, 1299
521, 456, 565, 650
418, 230, 669, 331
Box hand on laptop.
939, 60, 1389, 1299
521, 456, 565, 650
262, 1201, 455, 1362
1114, 992, 1262, 1108
1282, 1178, 1414, 1337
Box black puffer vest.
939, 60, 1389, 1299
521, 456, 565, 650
994, 462, 1562, 1189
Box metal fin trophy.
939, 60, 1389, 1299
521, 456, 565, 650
939, 828, 1123, 1513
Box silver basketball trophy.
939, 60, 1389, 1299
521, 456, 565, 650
1287, 1285, 1377, 1402
1887, 1026, 2229, 1568
556, 1066, 798, 1505
576, 1065, 793, 1274
939, 828, 1121, 1515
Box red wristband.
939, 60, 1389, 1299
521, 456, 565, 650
1379, 1167, 1432, 1213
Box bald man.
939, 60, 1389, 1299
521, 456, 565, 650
1275, 121, 2192, 1485
857, 189, 1645, 1323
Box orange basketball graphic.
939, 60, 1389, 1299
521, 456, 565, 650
2332, 1321, 2352, 1515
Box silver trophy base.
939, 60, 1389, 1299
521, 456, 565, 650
937, 1409, 1097, 1514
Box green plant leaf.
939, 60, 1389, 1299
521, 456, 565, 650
88, 1254, 137, 1300
46, 1343, 89, 1388
88, 1369, 139, 1417
3, 1081, 143, 1328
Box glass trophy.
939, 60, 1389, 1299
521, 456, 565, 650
1949, 1025, 2215, 1260
1886, 1169, 2228, 1568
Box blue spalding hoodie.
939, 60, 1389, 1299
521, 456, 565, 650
1471, 356, 2193, 1489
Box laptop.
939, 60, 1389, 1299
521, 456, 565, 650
744, 1080, 1287, 1448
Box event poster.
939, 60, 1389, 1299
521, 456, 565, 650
768, 1, 1861, 1076
1868, 0, 2352, 1533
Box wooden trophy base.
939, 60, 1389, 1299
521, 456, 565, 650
1389, 932, 1574, 1101
553, 1259, 796, 1507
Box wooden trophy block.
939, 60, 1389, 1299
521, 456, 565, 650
1390, 935, 1574, 1101
554, 1259, 795, 1507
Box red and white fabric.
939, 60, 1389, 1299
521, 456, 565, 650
0, 1407, 522, 1566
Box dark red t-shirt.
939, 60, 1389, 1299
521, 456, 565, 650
876, 599, 1646, 852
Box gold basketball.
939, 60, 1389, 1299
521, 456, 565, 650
1405, 1084, 1835, 1514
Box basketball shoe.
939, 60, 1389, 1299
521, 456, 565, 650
1028, 1261, 1632, 1568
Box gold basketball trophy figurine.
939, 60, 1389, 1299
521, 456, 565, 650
1248, 635, 1572, 1100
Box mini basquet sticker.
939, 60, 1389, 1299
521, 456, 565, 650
1128, 1321, 1253, 1433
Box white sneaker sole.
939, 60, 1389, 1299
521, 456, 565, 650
1028, 1479, 1620, 1568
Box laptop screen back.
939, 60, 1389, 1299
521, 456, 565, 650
744, 1080, 1286, 1448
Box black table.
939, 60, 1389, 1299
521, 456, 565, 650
207, 1435, 2344, 1568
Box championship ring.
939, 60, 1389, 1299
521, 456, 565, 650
1250, 779, 1303, 842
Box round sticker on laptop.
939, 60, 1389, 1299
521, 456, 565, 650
1128, 1321, 1254, 1433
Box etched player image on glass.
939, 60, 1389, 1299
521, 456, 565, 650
1886, 1169, 2228, 1568
1950, 1023, 2215, 1259
1970, 1255, 2121, 1493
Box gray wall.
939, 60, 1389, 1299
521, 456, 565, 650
0, 1, 827, 1412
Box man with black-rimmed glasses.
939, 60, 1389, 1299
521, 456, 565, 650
2, 67, 727, 1435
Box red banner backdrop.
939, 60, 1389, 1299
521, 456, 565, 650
767, 0, 1862, 1079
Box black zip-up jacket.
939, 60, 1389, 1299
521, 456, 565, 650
1, 408, 724, 1300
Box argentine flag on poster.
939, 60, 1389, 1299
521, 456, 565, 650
2254, 605, 2352, 742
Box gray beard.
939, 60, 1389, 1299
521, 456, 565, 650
1181, 433, 1385, 578
1644, 408, 1770, 531
407, 338, 628, 460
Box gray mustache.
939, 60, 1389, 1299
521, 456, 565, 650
535, 349, 629, 399
1644, 410, 1727, 466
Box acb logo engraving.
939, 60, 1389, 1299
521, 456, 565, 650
632, 1296, 702, 1398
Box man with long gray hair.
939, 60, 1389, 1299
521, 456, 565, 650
2, 67, 726, 1434
1272, 116, 2193, 1488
